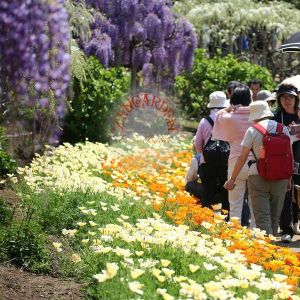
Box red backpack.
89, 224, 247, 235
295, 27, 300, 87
253, 123, 293, 181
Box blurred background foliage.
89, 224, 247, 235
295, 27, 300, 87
176, 49, 275, 119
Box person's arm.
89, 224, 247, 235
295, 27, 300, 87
194, 118, 210, 153
185, 158, 198, 184
224, 146, 251, 190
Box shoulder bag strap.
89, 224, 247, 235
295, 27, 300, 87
253, 123, 268, 135
204, 116, 214, 128
251, 123, 267, 163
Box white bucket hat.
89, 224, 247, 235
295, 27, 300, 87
207, 91, 229, 108
248, 100, 274, 122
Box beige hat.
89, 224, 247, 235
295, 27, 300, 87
249, 100, 274, 121
207, 91, 229, 108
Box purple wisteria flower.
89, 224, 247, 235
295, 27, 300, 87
84, 0, 197, 89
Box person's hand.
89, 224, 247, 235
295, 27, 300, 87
216, 108, 226, 115
224, 177, 236, 190
288, 121, 296, 130
225, 104, 242, 113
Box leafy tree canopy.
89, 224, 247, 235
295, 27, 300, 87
176, 49, 275, 119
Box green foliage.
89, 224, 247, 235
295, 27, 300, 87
0, 198, 12, 226
0, 221, 51, 273
62, 56, 130, 143
175, 49, 275, 118
65, 0, 94, 44
0, 127, 9, 151
0, 127, 17, 178
21, 189, 98, 234
70, 39, 88, 83
0, 150, 17, 178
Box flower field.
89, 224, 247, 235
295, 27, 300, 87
15, 134, 300, 299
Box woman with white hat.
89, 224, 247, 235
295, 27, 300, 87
194, 91, 229, 211
224, 100, 291, 236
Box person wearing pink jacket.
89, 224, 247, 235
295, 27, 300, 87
212, 84, 255, 226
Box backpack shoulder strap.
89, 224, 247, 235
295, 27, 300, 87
253, 123, 268, 135
204, 116, 214, 127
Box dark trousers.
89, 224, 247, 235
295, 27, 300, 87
185, 180, 203, 200
199, 163, 229, 211
241, 189, 251, 227
280, 175, 300, 236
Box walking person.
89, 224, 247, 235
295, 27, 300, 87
273, 83, 300, 242
224, 101, 292, 236
212, 84, 254, 227
194, 91, 229, 211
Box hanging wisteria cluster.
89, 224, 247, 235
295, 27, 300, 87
84, 0, 197, 88
0, 0, 70, 147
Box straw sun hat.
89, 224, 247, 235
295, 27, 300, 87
207, 91, 229, 108
248, 100, 274, 122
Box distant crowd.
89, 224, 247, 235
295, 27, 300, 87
185, 79, 300, 243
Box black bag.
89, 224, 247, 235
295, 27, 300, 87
203, 116, 230, 166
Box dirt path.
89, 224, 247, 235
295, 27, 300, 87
0, 265, 84, 300
274, 233, 300, 252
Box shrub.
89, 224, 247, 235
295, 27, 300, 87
0, 127, 10, 151
175, 48, 276, 119
0, 150, 17, 178
22, 190, 90, 234
0, 127, 17, 178
0, 221, 51, 273
0, 198, 12, 226
62, 56, 130, 144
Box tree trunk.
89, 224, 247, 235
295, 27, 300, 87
131, 64, 137, 93
129, 43, 137, 93
228, 33, 233, 54
261, 33, 269, 67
